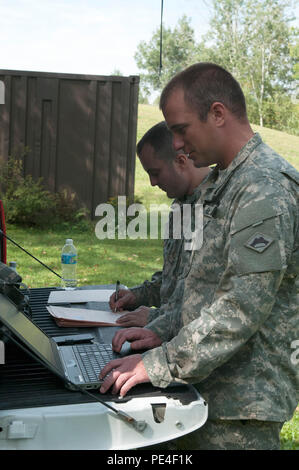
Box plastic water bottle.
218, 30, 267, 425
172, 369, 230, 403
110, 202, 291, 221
9, 261, 18, 272
61, 239, 77, 289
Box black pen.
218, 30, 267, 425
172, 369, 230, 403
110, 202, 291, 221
114, 280, 120, 312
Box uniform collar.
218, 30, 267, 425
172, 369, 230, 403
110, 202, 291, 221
203, 133, 262, 203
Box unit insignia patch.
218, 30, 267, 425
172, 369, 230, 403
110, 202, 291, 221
244, 232, 274, 253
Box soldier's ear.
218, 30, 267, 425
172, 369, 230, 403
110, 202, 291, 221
174, 153, 188, 166
209, 102, 225, 127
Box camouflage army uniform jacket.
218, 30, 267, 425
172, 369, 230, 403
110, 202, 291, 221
142, 133, 299, 421
130, 186, 203, 324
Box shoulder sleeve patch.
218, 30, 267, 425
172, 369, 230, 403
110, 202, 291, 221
229, 200, 286, 275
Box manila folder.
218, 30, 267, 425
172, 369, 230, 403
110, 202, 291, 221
46, 305, 123, 327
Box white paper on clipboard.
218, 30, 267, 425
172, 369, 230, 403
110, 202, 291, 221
47, 289, 114, 304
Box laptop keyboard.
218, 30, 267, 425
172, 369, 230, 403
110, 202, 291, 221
72, 343, 115, 383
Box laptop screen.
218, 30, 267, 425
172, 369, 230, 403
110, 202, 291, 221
0, 293, 62, 373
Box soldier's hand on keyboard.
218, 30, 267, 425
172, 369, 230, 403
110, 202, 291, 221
99, 354, 149, 397
112, 327, 162, 353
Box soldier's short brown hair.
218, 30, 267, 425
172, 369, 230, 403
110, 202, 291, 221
160, 63, 247, 123
137, 121, 176, 162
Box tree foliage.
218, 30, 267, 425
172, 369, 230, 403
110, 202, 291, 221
134, 15, 204, 95
207, 0, 297, 127
0, 156, 89, 228
134, 0, 299, 134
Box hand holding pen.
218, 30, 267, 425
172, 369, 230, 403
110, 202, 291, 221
109, 282, 138, 313
114, 280, 120, 312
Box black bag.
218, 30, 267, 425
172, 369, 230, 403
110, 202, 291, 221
0, 262, 31, 316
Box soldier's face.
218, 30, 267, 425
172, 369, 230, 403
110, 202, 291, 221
163, 87, 219, 168
139, 143, 189, 199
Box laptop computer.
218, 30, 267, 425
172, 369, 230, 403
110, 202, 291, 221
0, 292, 120, 390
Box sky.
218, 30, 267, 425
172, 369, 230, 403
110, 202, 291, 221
0, 0, 298, 79
0, 0, 212, 77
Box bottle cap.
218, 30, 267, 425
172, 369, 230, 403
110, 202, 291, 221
65, 239, 73, 244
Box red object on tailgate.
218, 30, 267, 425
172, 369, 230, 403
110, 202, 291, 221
0, 200, 7, 263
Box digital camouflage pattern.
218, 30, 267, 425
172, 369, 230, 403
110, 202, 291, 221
142, 134, 299, 422
130, 184, 204, 323
129, 269, 163, 322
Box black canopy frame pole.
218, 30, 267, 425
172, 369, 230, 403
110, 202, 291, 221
159, 0, 164, 76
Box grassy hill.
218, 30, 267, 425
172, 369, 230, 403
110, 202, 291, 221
135, 104, 299, 208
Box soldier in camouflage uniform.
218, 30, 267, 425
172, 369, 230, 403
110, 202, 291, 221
110, 121, 210, 327
100, 63, 299, 450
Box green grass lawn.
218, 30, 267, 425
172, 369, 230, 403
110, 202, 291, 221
4, 103, 299, 450
280, 408, 299, 450
6, 224, 164, 289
